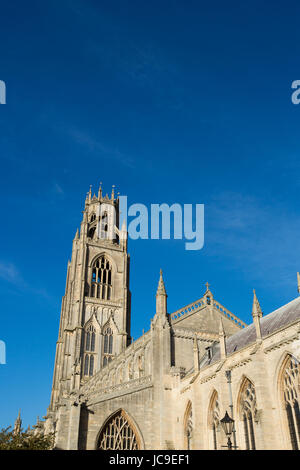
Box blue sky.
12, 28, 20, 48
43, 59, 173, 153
1, 0, 300, 429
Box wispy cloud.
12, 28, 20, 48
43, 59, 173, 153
0, 262, 22, 284
206, 192, 300, 289
65, 0, 185, 110
0, 261, 51, 300
87, 37, 185, 110
66, 128, 135, 168
52, 182, 64, 196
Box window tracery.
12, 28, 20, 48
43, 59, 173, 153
98, 410, 140, 450
209, 391, 220, 450
90, 256, 112, 300
103, 326, 113, 366
281, 355, 300, 450
184, 402, 193, 450
239, 379, 257, 450
83, 325, 96, 377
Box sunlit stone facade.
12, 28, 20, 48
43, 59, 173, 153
43, 186, 300, 450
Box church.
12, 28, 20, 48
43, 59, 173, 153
42, 184, 300, 450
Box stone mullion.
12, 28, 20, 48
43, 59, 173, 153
243, 413, 250, 450
291, 403, 300, 448
249, 412, 256, 450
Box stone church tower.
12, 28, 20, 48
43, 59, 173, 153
49, 184, 131, 412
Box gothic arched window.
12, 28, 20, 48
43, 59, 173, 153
88, 213, 97, 239
208, 391, 220, 450
100, 211, 109, 239
239, 379, 257, 450
103, 326, 113, 366
97, 410, 141, 450
90, 256, 112, 300
88, 227, 96, 239
138, 354, 144, 378
83, 325, 96, 377
85, 325, 96, 352
184, 402, 193, 450
83, 354, 94, 376
280, 355, 300, 450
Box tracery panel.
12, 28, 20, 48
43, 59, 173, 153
208, 391, 220, 450
98, 410, 140, 450
90, 256, 112, 300
239, 379, 257, 450
280, 355, 300, 450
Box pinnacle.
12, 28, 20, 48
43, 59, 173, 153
156, 269, 167, 296
252, 289, 263, 318
219, 317, 225, 336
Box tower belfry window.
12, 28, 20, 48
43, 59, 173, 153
88, 227, 96, 239
88, 213, 97, 239
100, 211, 109, 239
90, 256, 112, 300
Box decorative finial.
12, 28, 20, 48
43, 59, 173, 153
252, 289, 263, 318
155, 268, 168, 317
297, 272, 300, 294
13, 409, 22, 435
204, 282, 213, 304
156, 269, 167, 296
98, 182, 102, 200
111, 184, 115, 200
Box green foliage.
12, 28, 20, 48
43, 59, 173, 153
0, 426, 55, 450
